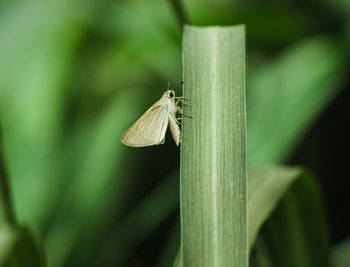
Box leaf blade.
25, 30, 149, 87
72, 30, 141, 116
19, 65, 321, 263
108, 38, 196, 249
181, 25, 247, 267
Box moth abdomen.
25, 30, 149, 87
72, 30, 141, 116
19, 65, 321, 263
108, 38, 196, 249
169, 116, 181, 146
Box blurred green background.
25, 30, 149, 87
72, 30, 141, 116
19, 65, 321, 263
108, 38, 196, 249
0, 0, 349, 266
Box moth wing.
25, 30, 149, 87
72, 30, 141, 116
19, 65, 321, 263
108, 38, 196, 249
121, 102, 169, 147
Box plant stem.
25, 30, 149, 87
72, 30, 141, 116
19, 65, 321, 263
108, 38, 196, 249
180, 25, 247, 266
0, 126, 17, 225
168, 0, 188, 30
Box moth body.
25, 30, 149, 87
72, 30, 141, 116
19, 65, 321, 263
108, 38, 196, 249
168, 116, 181, 146
121, 89, 185, 147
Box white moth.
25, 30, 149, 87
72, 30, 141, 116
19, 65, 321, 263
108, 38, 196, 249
121, 89, 191, 147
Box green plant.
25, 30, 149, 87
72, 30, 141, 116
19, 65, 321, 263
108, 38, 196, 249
0, 0, 348, 266
180, 25, 247, 266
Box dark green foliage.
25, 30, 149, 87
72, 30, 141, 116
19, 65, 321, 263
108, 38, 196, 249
0, 0, 348, 266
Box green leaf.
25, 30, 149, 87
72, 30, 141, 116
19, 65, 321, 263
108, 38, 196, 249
44, 88, 143, 266
0, 225, 46, 267
331, 237, 350, 267
248, 166, 301, 248
95, 172, 179, 267
181, 25, 247, 266
156, 218, 181, 267
247, 37, 345, 164
0, 0, 84, 227
175, 166, 329, 266
250, 167, 329, 267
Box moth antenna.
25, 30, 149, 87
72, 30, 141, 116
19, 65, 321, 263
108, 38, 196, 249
167, 81, 171, 90
174, 81, 184, 91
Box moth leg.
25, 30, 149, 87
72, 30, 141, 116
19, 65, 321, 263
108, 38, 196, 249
176, 98, 192, 107
171, 112, 182, 125
175, 96, 190, 100
176, 117, 182, 125
177, 106, 193, 118
180, 112, 193, 118
182, 101, 192, 106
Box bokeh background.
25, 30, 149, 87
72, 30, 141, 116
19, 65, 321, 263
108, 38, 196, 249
0, 0, 349, 266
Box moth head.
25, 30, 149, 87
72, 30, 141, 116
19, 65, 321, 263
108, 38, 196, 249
165, 90, 175, 99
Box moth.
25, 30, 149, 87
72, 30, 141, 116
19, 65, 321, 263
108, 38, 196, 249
121, 85, 191, 147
